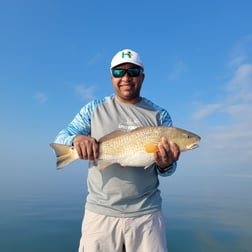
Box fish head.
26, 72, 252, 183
166, 127, 201, 151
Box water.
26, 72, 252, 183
164, 195, 251, 252
0, 193, 83, 252
1, 175, 251, 252
161, 173, 252, 252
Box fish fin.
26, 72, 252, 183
95, 160, 126, 170
96, 160, 114, 170
99, 130, 128, 142
145, 143, 159, 153
144, 162, 155, 169
50, 143, 79, 169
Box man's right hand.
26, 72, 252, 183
73, 135, 99, 161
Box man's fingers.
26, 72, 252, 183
74, 143, 83, 159
92, 142, 99, 160
170, 142, 180, 161
74, 138, 99, 161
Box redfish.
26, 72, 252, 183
50, 126, 201, 169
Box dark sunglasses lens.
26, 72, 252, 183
112, 69, 126, 77
112, 68, 141, 78
127, 68, 140, 77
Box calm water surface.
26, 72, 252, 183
1, 175, 251, 252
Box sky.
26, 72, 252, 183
0, 0, 252, 199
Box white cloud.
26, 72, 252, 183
228, 33, 252, 68
223, 103, 252, 122
88, 52, 102, 65
193, 64, 252, 166
33, 92, 48, 104
168, 60, 188, 80
193, 63, 252, 121
225, 63, 252, 103
228, 64, 252, 88
74, 84, 96, 101
193, 103, 222, 120
191, 35, 252, 170
228, 54, 246, 68
199, 123, 252, 166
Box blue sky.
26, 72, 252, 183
1, 0, 252, 198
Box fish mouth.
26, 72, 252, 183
186, 143, 199, 150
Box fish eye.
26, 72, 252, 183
183, 133, 191, 138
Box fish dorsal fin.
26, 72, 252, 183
145, 143, 159, 153
99, 130, 128, 142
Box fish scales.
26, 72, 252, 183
99, 127, 159, 155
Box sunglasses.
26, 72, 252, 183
112, 68, 143, 78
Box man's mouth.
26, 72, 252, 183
119, 83, 133, 88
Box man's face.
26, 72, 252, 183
111, 63, 145, 104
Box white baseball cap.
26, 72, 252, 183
110, 49, 144, 69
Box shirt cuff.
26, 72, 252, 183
156, 162, 177, 176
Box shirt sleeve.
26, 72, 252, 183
53, 100, 96, 145
156, 108, 177, 177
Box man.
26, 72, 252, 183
53, 49, 180, 252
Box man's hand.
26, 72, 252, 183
73, 135, 99, 161
154, 137, 180, 169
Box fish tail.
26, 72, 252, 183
50, 143, 79, 169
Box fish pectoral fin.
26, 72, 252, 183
96, 160, 114, 170
96, 160, 126, 170
145, 143, 159, 153
144, 162, 155, 169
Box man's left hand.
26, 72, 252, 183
154, 137, 180, 169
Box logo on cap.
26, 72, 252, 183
122, 51, 133, 59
